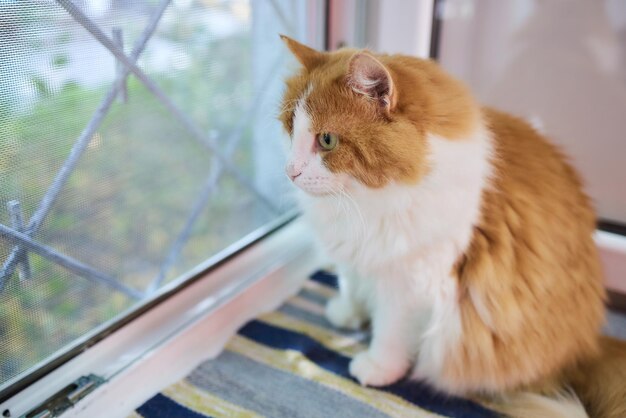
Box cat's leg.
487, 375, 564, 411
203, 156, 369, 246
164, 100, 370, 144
325, 266, 368, 330
349, 285, 414, 386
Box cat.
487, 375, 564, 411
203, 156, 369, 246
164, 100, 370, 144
278, 35, 626, 418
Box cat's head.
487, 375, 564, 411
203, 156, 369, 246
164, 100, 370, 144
278, 35, 479, 197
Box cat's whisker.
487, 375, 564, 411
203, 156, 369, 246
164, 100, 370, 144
333, 187, 349, 218
326, 185, 341, 217
332, 186, 352, 236
340, 186, 367, 242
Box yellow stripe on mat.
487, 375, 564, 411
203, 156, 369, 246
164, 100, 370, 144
162, 380, 262, 418
302, 279, 337, 299
227, 335, 445, 418
285, 295, 327, 315
259, 311, 366, 357
127, 412, 144, 418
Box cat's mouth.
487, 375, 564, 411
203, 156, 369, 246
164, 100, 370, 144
291, 177, 335, 197
295, 184, 332, 197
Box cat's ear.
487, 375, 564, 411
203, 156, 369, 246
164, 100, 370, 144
280, 34, 326, 70
347, 52, 396, 112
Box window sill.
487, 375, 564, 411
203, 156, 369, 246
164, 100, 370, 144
2, 219, 323, 418
5, 225, 623, 418
597, 230, 626, 297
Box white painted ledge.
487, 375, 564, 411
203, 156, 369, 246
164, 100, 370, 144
596, 230, 626, 294
2, 219, 323, 418
4, 223, 623, 418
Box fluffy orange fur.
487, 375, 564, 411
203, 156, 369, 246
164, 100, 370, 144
447, 108, 605, 392
567, 337, 626, 418
279, 36, 478, 188
279, 36, 625, 417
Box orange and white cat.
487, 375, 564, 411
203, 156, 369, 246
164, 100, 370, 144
278, 36, 626, 418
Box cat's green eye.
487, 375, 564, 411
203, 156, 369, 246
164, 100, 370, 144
318, 132, 338, 151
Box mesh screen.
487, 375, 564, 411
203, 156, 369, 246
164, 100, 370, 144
0, 0, 304, 389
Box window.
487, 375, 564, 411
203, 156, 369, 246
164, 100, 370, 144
0, 0, 324, 399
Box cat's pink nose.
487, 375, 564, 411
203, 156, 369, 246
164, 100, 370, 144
286, 162, 303, 181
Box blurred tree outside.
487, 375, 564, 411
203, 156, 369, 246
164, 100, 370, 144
0, 0, 293, 385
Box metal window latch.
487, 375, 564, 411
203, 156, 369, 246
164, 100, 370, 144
18, 375, 104, 418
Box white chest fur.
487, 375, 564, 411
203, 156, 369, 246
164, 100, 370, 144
299, 126, 493, 381
300, 127, 492, 284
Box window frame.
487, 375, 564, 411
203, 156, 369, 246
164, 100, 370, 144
0, 212, 295, 403
2, 215, 323, 418
0, 0, 328, 412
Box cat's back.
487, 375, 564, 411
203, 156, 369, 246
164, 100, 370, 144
483, 107, 595, 223
438, 107, 606, 394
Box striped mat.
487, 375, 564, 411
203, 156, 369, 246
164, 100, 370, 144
131, 271, 496, 418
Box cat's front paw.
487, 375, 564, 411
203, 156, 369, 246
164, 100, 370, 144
349, 351, 408, 387
325, 296, 365, 330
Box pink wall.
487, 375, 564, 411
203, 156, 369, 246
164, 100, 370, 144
438, 0, 626, 224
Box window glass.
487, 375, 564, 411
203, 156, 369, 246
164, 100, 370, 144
0, 0, 317, 393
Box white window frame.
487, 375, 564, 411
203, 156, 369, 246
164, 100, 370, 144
1, 218, 325, 418
0, 1, 328, 416
326, 0, 434, 56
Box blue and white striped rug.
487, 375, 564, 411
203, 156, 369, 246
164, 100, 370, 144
131, 271, 496, 418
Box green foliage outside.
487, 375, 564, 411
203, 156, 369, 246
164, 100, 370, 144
0, 4, 281, 385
